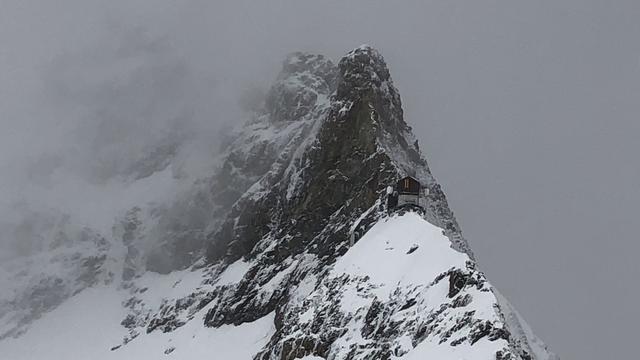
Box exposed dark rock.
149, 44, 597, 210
448, 270, 468, 298
406, 244, 419, 254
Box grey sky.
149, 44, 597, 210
1, 1, 639, 358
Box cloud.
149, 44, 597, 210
0, 1, 241, 256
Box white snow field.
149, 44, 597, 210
334, 212, 469, 293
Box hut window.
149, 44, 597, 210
404, 178, 409, 189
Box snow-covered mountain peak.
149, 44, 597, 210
338, 45, 393, 95
0, 46, 557, 360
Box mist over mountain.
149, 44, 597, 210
0, 16, 234, 262
2, 2, 639, 359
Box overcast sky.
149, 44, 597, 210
1, 1, 639, 359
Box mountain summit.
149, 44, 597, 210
0, 46, 557, 360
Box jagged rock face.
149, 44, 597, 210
205, 46, 470, 267
266, 53, 338, 123
144, 53, 339, 274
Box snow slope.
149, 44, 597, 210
332, 213, 515, 359
0, 268, 274, 360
